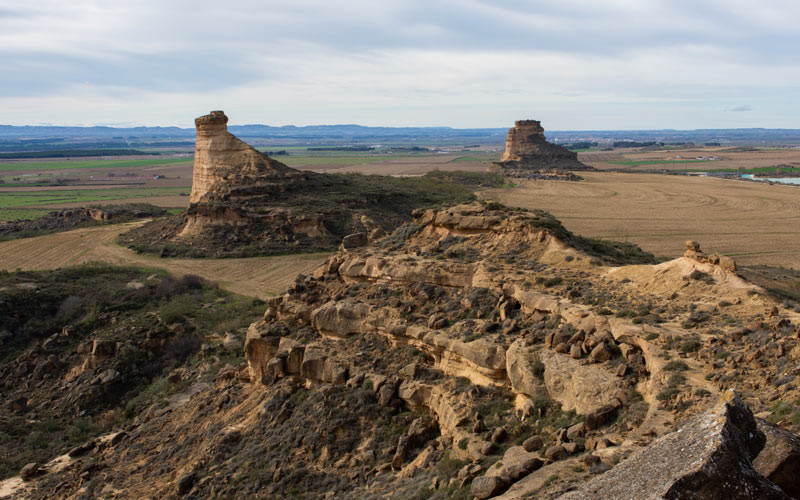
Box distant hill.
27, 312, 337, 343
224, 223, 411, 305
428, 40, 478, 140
0, 123, 508, 141
2, 123, 800, 146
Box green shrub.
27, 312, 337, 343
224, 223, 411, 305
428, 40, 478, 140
657, 387, 679, 401
543, 277, 563, 288
664, 360, 688, 371
680, 340, 701, 353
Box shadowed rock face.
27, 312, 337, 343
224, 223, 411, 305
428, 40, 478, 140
495, 119, 590, 173
190, 110, 300, 203
557, 390, 789, 500
754, 418, 800, 499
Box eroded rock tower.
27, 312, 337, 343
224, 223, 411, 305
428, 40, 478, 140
495, 119, 590, 174
190, 110, 298, 203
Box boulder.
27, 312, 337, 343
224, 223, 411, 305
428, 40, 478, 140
540, 351, 624, 414
341, 232, 368, 250
556, 390, 790, 500
321, 360, 349, 385
589, 343, 612, 363
20, 462, 40, 481
585, 404, 619, 431
545, 445, 567, 461
566, 422, 585, 441
522, 436, 543, 452
244, 322, 281, 384
471, 476, 507, 500
300, 346, 327, 382
265, 356, 286, 382
753, 418, 800, 499
485, 446, 544, 485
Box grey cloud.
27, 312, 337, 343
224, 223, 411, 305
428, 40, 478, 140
729, 105, 752, 112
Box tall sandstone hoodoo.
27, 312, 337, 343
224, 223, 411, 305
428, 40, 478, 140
190, 110, 300, 203
495, 119, 590, 175
123, 110, 481, 257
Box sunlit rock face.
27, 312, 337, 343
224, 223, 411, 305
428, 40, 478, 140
190, 110, 298, 203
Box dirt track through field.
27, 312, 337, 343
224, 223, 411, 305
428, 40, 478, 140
0, 222, 329, 299
483, 172, 800, 269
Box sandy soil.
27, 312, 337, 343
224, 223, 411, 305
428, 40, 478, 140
483, 171, 800, 269
0, 221, 329, 299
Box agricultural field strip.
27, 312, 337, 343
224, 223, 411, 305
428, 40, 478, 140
0, 187, 188, 208
0, 222, 329, 299
0, 158, 192, 172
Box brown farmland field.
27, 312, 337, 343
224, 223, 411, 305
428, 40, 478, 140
0, 222, 329, 299
580, 146, 800, 171
483, 171, 800, 269
299, 154, 495, 175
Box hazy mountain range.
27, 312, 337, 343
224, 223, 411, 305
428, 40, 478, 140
1, 124, 800, 146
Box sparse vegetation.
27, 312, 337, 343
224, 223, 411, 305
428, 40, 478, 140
0, 264, 263, 477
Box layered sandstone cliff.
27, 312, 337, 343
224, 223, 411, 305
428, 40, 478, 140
495, 120, 590, 176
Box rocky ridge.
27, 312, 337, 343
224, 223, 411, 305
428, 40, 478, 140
240, 202, 800, 498
6, 203, 800, 499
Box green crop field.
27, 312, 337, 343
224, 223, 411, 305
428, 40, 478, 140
0, 208, 53, 222
279, 153, 423, 166
451, 154, 500, 163
0, 186, 189, 209
0, 158, 192, 172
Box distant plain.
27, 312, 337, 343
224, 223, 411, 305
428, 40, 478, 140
2, 145, 800, 270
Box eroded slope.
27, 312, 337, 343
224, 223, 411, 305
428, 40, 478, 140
7, 202, 800, 500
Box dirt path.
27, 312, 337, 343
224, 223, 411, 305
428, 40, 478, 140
0, 222, 329, 299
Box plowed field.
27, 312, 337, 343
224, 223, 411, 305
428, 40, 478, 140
0, 221, 329, 299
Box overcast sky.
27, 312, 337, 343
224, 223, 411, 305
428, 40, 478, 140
1, 0, 799, 129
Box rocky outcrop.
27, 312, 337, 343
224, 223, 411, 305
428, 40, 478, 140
189, 111, 300, 203
539, 351, 625, 415
129, 110, 480, 257
494, 120, 590, 175
684, 240, 737, 272
179, 111, 327, 243
558, 390, 790, 500
754, 418, 800, 499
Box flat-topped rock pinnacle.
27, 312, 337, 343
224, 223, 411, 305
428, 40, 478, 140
189, 110, 299, 203
494, 119, 591, 175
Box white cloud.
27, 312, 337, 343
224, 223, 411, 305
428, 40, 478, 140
0, 0, 799, 128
